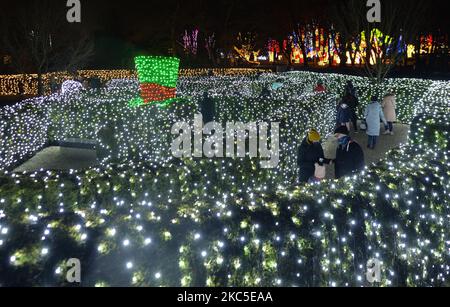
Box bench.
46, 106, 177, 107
57, 138, 97, 150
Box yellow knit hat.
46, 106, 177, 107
308, 129, 321, 143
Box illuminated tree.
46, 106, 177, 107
205, 33, 217, 65
332, 0, 429, 82
182, 29, 199, 57
267, 39, 281, 63
234, 32, 260, 64
1, 0, 93, 95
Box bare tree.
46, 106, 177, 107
205, 33, 217, 65
331, 0, 364, 69
363, 1, 428, 82
332, 0, 428, 83
54, 32, 95, 75
1, 0, 94, 95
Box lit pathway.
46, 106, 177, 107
14, 146, 98, 173
323, 123, 410, 179
14, 125, 410, 179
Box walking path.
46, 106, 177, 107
13, 124, 410, 178
323, 123, 410, 179
14, 146, 98, 173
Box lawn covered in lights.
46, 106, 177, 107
0, 71, 449, 287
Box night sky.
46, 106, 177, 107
84, 0, 450, 67
83, 0, 449, 37
1, 0, 449, 69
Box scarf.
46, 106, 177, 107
338, 136, 351, 148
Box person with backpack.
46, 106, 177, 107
336, 102, 352, 131
333, 126, 365, 179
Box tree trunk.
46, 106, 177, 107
299, 29, 308, 67
327, 30, 333, 67
170, 2, 181, 56
414, 35, 421, 71
336, 35, 348, 68
37, 72, 44, 96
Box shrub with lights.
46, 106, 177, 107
0, 71, 449, 286
130, 56, 181, 107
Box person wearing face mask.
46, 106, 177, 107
333, 126, 365, 179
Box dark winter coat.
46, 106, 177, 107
297, 138, 325, 182
344, 84, 357, 98
200, 96, 216, 123
337, 105, 351, 124
335, 140, 365, 179
342, 94, 359, 111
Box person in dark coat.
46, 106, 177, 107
336, 102, 352, 131
342, 92, 359, 133
90, 78, 102, 91
259, 85, 271, 99
18, 79, 24, 96
97, 121, 119, 163
200, 91, 216, 124
50, 76, 59, 94
297, 129, 327, 183
344, 80, 357, 98
333, 126, 365, 179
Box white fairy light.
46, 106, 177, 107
0, 70, 449, 288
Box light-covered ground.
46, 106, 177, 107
14, 146, 98, 173
13, 124, 409, 176
323, 123, 410, 179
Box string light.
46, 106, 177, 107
0, 68, 269, 96
0, 70, 448, 287
133, 56, 180, 107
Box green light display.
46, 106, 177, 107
135, 56, 180, 88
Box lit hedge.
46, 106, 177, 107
0, 72, 449, 286
0, 69, 270, 96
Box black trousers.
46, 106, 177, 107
299, 167, 315, 183
351, 109, 358, 132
